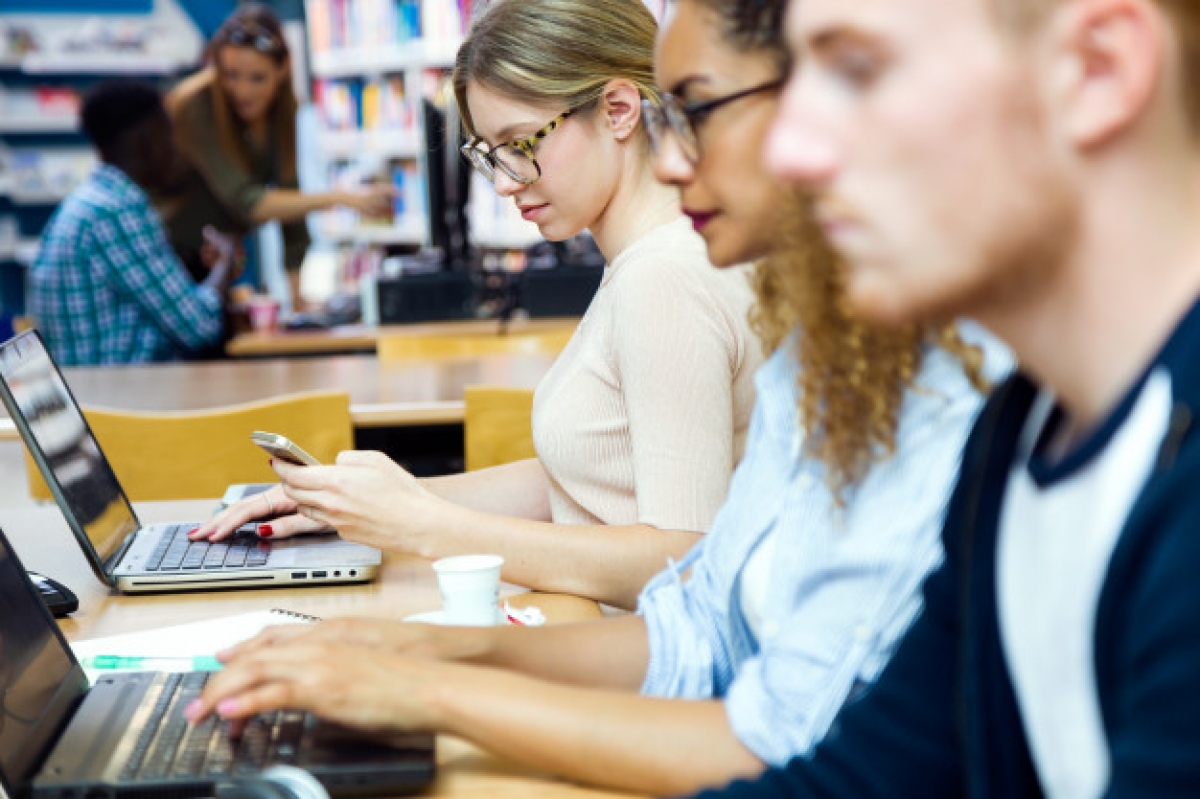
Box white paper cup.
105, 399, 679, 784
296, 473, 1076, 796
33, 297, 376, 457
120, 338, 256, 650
431, 554, 504, 626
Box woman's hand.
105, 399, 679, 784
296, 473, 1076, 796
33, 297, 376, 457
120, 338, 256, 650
339, 185, 398, 218
217, 616, 494, 665
273, 450, 448, 555
184, 639, 451, 734
188, 484, 329, 542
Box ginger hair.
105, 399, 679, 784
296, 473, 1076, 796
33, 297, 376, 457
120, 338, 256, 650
750, 193, 987, 501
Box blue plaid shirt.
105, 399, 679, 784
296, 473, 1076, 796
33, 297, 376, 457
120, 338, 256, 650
638, 326, 1012, 767
27, 164, 223, 365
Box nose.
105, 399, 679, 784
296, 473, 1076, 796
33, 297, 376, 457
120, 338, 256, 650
651, 134, 696, 187
764, 79, 839, 190
492, 169, 525, 198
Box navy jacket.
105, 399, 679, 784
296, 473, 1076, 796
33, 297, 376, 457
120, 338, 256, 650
697, 301, 1200, 799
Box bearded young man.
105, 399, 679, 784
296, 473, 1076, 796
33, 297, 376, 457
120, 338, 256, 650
692, 0, 1200, 797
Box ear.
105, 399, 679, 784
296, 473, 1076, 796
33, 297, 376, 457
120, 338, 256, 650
599, 79, 644, 143
1051, 0, 1162, 147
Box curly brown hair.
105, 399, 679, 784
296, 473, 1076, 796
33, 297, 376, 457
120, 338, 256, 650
750, 192, 988, 501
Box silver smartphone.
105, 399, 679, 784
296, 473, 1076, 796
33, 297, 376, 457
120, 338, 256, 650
250, 430, 322, 466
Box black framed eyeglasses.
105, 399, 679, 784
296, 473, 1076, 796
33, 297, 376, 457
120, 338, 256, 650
643, 78, 784, 163
460, 108, 576, 186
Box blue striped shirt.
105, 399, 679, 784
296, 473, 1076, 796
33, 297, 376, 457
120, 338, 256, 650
28, 164, 223, 365
638, 326, 1011, 766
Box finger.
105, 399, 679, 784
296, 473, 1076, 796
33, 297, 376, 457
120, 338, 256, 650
281, 482, 339, 517
193, 681, 298, 723
195, 644, 335, 721
273, 461, 338, 492
292, 501, 332, 532
334, 449, 388, 466
219, 623, 319, 660
191, 495, 271, 541
190, 649, 290, 721
257, 512, 326, 539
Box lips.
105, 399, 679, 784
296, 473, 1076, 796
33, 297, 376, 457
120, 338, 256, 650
519, 203, 549, 222
684, 209, 716, 232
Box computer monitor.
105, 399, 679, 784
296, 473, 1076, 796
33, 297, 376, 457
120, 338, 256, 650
422, 96, 470, 268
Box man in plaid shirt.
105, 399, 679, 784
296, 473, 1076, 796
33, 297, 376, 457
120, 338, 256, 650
28, 81, 234, 365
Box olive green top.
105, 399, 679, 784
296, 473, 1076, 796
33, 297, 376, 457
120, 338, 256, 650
158, 89, 310, 280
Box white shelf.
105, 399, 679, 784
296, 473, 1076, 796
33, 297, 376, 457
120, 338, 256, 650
20, 53, 187, 75
0, 115, 77, 134
318, 129, 420, 160
311, 39, 459, 78
0, 238, 39, 265
323, 220, 426, 246
8, 189, 68, 205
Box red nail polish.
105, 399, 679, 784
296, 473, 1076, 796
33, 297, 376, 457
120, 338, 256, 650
258, 524, 274, 538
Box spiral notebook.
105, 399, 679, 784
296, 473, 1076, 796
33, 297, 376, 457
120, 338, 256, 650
71, 608, 319, 682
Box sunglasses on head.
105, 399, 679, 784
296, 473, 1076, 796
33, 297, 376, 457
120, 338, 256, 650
225, 24, 283, 55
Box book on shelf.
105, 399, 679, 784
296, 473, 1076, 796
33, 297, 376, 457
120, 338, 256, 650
319, 160, 426, 242
314, 76, 413, 134
0, 147, 95, 202
305, 0, 466, 53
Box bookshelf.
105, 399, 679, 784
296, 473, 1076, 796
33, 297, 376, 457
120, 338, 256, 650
305, 0, 460, 250
303, 0, 545, 255
0, 0, 204, 332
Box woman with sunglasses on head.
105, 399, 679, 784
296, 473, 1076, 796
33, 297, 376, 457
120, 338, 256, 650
160, 4, 393, 293
187, 0, 1008, 794
193, 0, 763, 611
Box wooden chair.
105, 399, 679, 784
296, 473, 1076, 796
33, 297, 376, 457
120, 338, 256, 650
24, 390, 352, 502
463, 386, 536, 471
376, 329, 574, 360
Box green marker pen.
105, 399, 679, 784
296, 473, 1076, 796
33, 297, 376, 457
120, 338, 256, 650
79, 655, 223, 671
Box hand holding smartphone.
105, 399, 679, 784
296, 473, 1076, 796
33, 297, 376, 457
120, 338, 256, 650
250, 431, 322, 467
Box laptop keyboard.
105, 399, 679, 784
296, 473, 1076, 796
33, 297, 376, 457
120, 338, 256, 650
144, 524, 271, 571
120, 672, 307, 782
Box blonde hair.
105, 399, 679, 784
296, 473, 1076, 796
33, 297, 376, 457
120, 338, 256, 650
751, 192, 987, 502
452, 0, 661, 138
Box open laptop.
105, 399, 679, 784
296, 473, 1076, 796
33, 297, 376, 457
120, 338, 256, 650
0, 330, 381, 593
0, 524, 435, 799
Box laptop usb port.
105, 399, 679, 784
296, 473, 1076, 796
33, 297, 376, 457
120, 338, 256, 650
312, 570, 328, 579
291, 572, 307, 579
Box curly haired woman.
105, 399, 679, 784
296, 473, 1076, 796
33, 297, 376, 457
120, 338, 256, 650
187, 0, 1010, 794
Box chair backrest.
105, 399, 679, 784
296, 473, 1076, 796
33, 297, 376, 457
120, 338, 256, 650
377, 329, 574, 360
463, 386, 536, 472
23, 390, 352, 502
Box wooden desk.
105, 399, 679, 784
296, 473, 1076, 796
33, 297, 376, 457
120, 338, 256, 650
228, 318, 580, 359
0, 352, 557, 442
0, 500, 637, 798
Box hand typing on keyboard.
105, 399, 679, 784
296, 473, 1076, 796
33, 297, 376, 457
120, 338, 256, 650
190, 485, 328, 544
150, 525, 271, 571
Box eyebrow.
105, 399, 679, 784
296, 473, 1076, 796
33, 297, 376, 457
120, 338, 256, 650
665, 75, 712, 97
807, 25, 880, 58
487, 119, 546, 145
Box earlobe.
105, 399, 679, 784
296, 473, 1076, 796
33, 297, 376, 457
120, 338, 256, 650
1058, 0, 1161, 147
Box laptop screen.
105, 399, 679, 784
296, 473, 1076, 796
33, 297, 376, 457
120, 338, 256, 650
0, 332, 138, 564
0, 528, 86, 792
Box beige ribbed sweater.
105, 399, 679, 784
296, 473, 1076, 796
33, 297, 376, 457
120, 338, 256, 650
531, 216, 762, 531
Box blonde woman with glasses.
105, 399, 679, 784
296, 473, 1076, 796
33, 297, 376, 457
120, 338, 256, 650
194, 0, 763, 610
188, 0, 1008, 794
